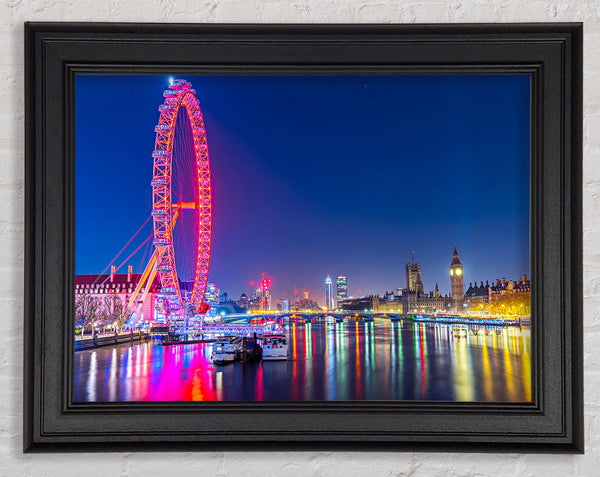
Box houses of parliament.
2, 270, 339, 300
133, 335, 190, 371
367, 246, 530, 315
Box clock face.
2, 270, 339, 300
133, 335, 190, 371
456, 268, 462, 276
450, 269, 454, 276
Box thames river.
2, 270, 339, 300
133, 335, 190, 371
74, 318, 531, 402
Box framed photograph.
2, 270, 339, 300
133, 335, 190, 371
24, 22, 583, 452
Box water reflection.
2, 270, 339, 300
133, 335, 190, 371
74, 319, 531, 402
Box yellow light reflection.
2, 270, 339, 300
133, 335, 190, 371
452, 330, 474, 401
481, 340, 493, 401
503, 335, 517, 401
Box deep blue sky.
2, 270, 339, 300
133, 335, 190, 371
76, 74, 530, 303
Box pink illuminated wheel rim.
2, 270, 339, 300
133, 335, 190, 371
151, 79, 211, 314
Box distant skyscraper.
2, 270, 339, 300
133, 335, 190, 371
276, 299, 290, 312
257, 286, 271, 311
255, 274, 273, 311
450, 245, 464, 303
336, 276, 347, 304
325, 275, 334, 311
406, 260, 424, 295
205, 282, 220, 313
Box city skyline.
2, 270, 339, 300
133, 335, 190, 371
76, 74, 530, 304
213, 244, 529, 308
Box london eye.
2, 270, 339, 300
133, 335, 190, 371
151, 78, 212, 315
115, 78, 213, 321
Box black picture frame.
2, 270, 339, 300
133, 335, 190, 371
24, 22, 583, 453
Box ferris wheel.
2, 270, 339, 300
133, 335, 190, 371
125, 79, 212, 320
151, 78, 212, 314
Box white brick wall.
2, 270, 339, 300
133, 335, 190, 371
1, 0, 597, 475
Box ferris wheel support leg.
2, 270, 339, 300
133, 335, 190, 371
125, 249, 159, 321
136, 260, 159, 324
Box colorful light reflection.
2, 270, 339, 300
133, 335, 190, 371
75, 320, 532, 402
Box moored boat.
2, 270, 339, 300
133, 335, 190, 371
211, 336, 243, 364
262, 334, 288, 360
242, 336, 263, 362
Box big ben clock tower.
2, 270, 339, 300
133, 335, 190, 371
450, 245, 464, 304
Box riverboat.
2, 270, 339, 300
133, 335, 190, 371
243, 336, 263, 362
262, 334, 288, 360
211, 337, 243, 364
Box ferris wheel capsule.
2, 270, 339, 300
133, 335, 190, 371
150, 177, 168, 187
152, 149, 169, 158
151, 208, 168, 217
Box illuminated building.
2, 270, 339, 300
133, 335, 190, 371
247, 274, 273, 311
339, 296, 376, 311
294, 290, 319, 311
489, 275, 530, 299
336, 276, 348, 305
467, 275, 530, 316
239, 293, 249, 308
276, 299, 290, 312
75, 265, 161, 327
401, 252, 454, 314
450, 245, 464, 304
325, 275, 334, 311
406, 260, 424, 295
401, 288, 451, 314
205, 282, 220, 308
256, 276, 273, 311
489, 275, 531, 317
464, 281, 491, 306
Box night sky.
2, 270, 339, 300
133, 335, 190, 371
76, 74, 530, 304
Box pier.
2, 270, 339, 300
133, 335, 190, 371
75, 330, 148, 350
